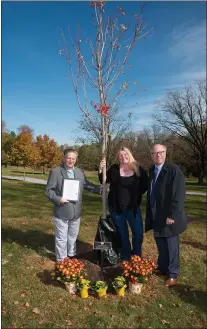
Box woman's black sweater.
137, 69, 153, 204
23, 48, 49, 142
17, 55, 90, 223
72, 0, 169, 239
98, 164, 149, 215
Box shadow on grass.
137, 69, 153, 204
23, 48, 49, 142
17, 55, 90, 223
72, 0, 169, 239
37, 269, 66, 290
182, 240, 207, 251
2, 227, 93, 261
171, 284, 207, 313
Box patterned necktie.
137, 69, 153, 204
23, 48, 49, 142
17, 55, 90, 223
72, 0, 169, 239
150, 166, 159, 207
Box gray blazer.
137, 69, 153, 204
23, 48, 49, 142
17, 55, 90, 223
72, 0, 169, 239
45, 164, 100, 220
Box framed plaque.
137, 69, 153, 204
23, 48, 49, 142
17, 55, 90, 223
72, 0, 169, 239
62, 179, 80, 202
93, 241, 112, 250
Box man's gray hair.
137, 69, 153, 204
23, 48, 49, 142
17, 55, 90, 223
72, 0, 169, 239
63, 148, 78, 157
151, 144, 167, 151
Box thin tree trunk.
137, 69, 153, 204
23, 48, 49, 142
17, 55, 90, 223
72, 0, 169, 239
96, 11, 107, 219
101, 117, 107, 219
198, 172, 204, 185
197, 160, 205, 185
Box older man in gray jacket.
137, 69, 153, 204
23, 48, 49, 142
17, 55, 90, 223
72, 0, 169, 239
46, 148, 100, 261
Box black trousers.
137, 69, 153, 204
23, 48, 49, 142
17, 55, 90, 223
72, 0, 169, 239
154, 235, 180, 278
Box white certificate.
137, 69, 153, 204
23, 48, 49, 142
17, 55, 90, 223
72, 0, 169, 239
62, 179, 80, 202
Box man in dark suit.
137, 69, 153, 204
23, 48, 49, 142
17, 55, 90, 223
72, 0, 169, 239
46, 148, 100, 261
145, 144, 188, 287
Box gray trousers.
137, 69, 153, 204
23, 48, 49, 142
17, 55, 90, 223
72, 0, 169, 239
54, 216, 81, 261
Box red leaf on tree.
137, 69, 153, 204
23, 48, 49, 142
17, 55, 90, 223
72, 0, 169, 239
96, 104, 111, 116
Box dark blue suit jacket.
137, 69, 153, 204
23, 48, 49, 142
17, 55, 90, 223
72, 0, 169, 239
145, 162, 188, 237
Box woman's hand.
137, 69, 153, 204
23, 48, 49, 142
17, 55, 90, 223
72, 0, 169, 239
99, 159, 106, 173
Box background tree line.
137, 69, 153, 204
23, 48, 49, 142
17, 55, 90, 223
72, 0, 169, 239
2, 80, 206, 184
1, 123, 63, 174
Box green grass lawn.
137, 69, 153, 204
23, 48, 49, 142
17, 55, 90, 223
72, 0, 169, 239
1, 166, 100, 184
2, 179, 207, 328
2, 165, 206, 193
1, 165, 50, 180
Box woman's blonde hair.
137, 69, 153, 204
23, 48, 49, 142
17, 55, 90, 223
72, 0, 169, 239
117, 147, 140, 176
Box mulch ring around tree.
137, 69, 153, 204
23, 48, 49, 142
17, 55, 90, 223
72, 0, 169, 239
38, 250, 122, 288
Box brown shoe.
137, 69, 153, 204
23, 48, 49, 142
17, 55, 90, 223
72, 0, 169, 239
165, 278, 177, 287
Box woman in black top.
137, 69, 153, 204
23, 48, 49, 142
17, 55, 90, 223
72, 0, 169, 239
99, 147, 149, 260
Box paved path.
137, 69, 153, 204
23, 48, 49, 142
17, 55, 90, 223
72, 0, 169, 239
2, 175, 207, 196
2, 175, 47, 185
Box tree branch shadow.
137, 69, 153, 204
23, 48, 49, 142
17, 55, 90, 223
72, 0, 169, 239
2, 227, 94, 262
182, 240, 207, 251
171, 283, 207, 313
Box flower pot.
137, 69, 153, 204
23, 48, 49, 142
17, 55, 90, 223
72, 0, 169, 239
97, 288, 107, 298
65, 282, 77, 295
115, 286, 126, 297
80, 288, 89, 299
129, 282, 143, 294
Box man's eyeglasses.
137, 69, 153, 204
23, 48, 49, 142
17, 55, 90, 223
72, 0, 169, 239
151, 151, 165, 156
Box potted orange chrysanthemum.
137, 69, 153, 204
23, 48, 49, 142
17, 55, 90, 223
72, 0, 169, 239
122, 255, 156, 294
52, 257, 86, 295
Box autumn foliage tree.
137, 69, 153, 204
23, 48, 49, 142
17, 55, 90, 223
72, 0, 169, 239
59, 1, 154, 218
35, 135, 62, 173
10, 129, 40, 178
1, 121, 16, 166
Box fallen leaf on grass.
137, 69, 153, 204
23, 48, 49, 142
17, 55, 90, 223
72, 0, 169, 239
161, 319, 169, 324
2, 259, 9, 265
11, 323, 17, 328
159, 304, 163, 309
136, 316, 144, 322
32, 308, 40, 314
2, 306, 7, 315
66, 320, 72, 326
20, 293, 25, 298
24, 302, 30, 307
196, 319, 206, 328
14, 301, 19, 305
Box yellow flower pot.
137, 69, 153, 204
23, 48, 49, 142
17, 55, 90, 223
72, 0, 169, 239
115, 285, 127, 297
97, 288, 107, 298
80, 288, 89, 299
